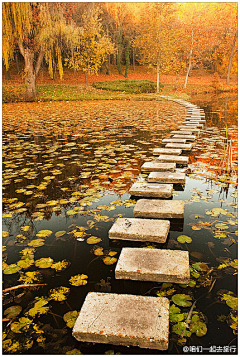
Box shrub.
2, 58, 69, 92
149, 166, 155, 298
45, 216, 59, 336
92, 79, 162, 93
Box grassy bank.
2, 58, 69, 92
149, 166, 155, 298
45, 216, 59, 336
2, 79, 237, 103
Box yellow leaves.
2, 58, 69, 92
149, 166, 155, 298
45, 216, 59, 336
19, 271, 41, 284
51, 260, 70, 272
69, 274, 88, 286
26, 297, 50, 317
49, 286, 70, 301
36, 230, 52, 238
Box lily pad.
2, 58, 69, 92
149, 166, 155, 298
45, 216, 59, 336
103, 256, 118, 265
189, 321, 207, 337
86, 236, 102, 244
94, 247, 104, 256
51, 260, 70, 272
35, 257, 53, 269
221, 294, 238, 310
63, 310, 79, 328
69, 274, 88, 286
55, 230, 66, 238
28, 239, 45, 247
49, 286, 70, 301
177, 235, 192, 244
192, 262, 209, 272
36, 230, 52, 238
172, 322, 192, 337
4, 305, 22, 319
10, 317, 32, 333
3, 264, 21, 275
172, 294, 192, 307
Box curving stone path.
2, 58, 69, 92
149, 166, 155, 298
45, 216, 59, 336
73, 97, 206, 351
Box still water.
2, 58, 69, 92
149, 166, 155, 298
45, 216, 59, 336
2, 95, 237, 354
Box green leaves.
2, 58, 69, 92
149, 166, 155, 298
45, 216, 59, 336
4, 305, 22, 319
3, 264, 21, 275
189, 321, 207, 337
172, 294, 192, 307
63, 311, 79, 328
35, 257, 54, 269
177, 235, 192, 244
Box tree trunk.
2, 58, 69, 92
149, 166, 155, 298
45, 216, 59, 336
15, 52, 20, 73
117, 31, 123, 75
132, 46, 135, 71
226, 31, 237, 85
85, 71, 89, 88
156, 61, 160, 93
18, 44, 44, 100
124, 41, 131, 78
4, 64, 11, 80
184, 52, 192, 89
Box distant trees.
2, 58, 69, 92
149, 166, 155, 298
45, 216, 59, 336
66, 5, 114, 87
3, 2, 238, 94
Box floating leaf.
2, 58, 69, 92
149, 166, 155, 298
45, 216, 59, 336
20, 226, 30, 232
66, 349, 82, 355
177, 235, 192, 244
94, 247, 104, 256
17, 258, 34, 269
103, 256, 118, 265
192, 262, 209, 272
172, 322, 192, 337
86, 236, 102, 244
63, 310, 79, 328
189, 321, 207, 337
26, 298, 49, 317
69, 274, 88, 286
49, 286, 70, 301
55, 230, 66, 238
172, 294, 192, 307
215, 223, 229, 230
10, 317, 32, 333
35, 257, 53, 269
2, 231, 9, 238
192, 225, 202, 231
19, 271, 41, 284
4, 305, 22, 319
51, 260, 70, 272
3, 264, 21, 275
36, 230, 52, 238
221, 295, 238, 310
28, 239, 45, 247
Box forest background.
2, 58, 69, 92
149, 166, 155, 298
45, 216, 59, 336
2, 2, 238, 102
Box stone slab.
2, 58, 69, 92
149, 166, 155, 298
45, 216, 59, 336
115, 248, 190, 284
153, 148, 182, 155
165, 143, 193, 150
109, 217, 170, 243
171, 130, 193, 135
72, 292, 169, 350
141, 161, 176, 172
134, 199, 185, 219
184, 123, 204, 128
158, 155, 189, 165
179, 128, 201, 134
173, 135, 196, 141
148, 171, 186, 184
182, 122, 204, 127
162, 138, 187, 143
129, 182, 173, 198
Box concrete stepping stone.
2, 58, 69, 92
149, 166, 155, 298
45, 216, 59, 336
162, 138, 187, 143
129, 182, 173, 198
184, 123, 204, 128
134, 199, 185, 219
72, 292, 169, 350
141, 161, 176, 172
179, 127, 201, 134
171, 130, 192, 135
173, 134, 196, 141
158, 154, 188, 165
109, 217, 170, 243
115, 248, 190, 284
148, 172, 186, 184
153, 148, 182, 155
165, 143, 193, 150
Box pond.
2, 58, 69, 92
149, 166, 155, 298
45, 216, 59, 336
2, 95, 237, 354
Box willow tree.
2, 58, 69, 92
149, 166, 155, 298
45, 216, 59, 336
66, 6, 114, 88
2, 3, 74, 100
